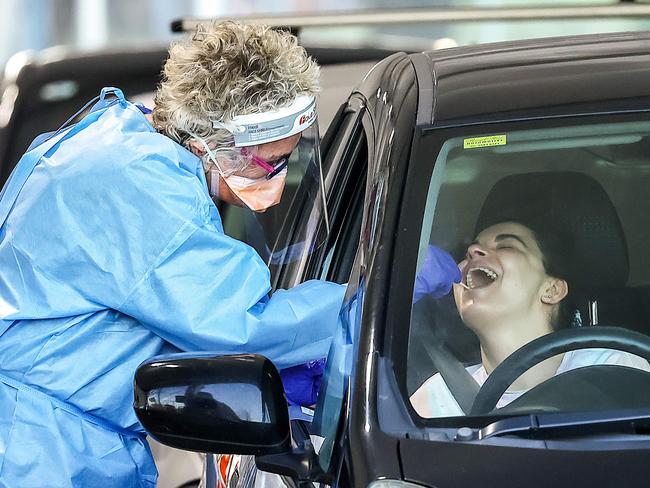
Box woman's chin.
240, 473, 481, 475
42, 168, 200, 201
458, 302, 504, 333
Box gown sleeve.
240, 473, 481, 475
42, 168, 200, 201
118, 215, 346, 370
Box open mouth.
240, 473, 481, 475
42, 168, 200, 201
465, 266, 498, 289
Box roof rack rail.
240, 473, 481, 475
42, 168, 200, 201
172, 3, 650, 33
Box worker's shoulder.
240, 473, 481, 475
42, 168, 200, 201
66, 106, 202, 192
93, 107, 196, 171
44, 109, 207, 216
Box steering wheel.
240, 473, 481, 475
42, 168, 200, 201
470, 326, 650, 415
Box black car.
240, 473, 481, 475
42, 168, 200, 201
134, 31, 650, 488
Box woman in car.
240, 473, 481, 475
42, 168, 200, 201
411, 219, 650, 418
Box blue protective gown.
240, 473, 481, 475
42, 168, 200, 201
0, 89, 345, 487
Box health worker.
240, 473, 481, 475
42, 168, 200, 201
0, 22, 345, 487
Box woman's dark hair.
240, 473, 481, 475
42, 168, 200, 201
473, 172, 628, 329
519, 219, 579, 329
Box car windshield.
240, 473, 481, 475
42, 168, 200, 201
407, 118, 650, 421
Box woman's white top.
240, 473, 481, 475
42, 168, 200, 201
410, 348, 650, 418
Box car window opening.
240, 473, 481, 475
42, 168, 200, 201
406, 119, 650, 427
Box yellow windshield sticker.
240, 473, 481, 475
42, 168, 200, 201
464, 134, 507, 149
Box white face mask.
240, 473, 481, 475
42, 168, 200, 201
192, 133, 287, 212
223, 168, 287, 212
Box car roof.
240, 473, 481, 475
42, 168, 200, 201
416, 31, 650, 126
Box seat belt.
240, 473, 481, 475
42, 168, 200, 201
424, 340, 480, 416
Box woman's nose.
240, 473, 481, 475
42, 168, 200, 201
467, 243, 487, 258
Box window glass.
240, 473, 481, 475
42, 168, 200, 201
407, 120, 650, 419
311, 118, 368, 471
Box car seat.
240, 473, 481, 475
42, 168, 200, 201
475, 171, 640, 329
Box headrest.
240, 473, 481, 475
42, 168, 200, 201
475, 172, 628, 289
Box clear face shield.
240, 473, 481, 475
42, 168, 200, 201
199, 95, 330, 283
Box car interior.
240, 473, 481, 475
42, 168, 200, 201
407, 120, 650, 406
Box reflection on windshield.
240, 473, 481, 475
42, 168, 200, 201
407, 120, 650, 420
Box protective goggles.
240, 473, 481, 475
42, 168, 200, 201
241, 148, 290, 179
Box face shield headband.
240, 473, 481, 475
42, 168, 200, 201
211, 94, 316, 147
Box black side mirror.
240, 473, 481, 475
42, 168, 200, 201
133, 353, 290, 455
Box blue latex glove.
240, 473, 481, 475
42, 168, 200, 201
413, 245, 462, 303
280, 358, 326, 406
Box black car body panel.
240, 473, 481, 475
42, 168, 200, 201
400, 438, 650, 487
421, 31, 650, 125
384, 33, 650, 488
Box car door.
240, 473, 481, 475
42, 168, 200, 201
280, 96, 372, 488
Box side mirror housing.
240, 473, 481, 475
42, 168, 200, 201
133, 353, 290, 455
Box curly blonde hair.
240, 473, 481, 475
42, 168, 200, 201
153, 21, 320, 148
